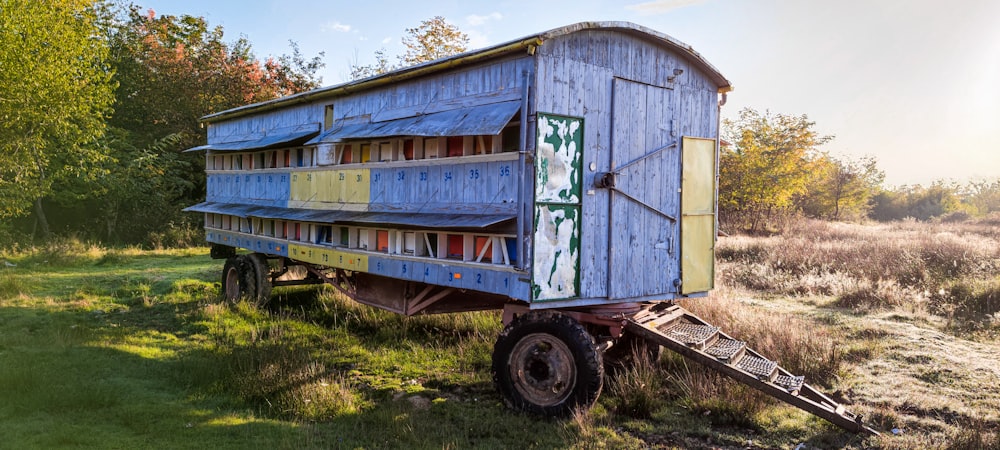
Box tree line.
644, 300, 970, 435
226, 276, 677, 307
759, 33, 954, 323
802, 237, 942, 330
1, 0, 324, 247
0, 3, 476, 249
720, 108, 1000, 233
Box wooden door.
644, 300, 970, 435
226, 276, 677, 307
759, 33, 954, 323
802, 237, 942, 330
608, 78, 678, 299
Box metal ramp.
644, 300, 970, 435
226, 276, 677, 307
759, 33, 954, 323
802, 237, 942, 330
625, 304, 879, 435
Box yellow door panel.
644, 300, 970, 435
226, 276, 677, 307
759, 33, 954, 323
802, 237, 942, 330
680, 136, 717, 294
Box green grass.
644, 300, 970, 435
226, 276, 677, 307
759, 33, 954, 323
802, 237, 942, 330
0, 246, 889, 448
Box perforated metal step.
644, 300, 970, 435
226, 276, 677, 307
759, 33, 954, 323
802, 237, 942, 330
775, 374, 805, 394
736, 354, 778, 381
660, 321, 718, 349
704, 337, 746, 363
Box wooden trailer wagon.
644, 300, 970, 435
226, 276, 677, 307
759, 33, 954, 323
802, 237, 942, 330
185, 22, 875, 433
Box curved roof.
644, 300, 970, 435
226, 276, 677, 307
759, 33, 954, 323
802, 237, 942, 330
202, 21, 731, 124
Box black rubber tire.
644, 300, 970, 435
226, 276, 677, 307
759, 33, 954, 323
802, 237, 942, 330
221, 255, 256, 303
492, 311, 604, 417
245, 253, 273, 306
603, 331, 662, 374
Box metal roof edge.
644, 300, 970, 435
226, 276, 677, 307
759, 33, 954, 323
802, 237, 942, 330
201, 21, 731, 124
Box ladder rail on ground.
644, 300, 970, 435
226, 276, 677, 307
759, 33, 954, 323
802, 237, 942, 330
625, 304, 880, 435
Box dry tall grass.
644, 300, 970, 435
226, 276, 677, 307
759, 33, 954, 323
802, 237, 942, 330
718, 218, 1000, 332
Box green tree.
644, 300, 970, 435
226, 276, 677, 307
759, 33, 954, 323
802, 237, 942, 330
719, 108, 832, 232
799, 154, 884, 220
961, 179, 1000, 216
400, 16, 469, 66
108, 6, 324, 148
0, 0, 116, 236
870, 182, 964, 221
349, 48, 393, 80
349, 16, 468, 80
83, 5, 323, 243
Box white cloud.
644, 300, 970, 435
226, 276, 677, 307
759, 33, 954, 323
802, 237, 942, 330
381, 36, 392, 44
626, 0, 706, 15
322, 21, 352, 33
466, 12, 502, 26
466, 29, 491, 49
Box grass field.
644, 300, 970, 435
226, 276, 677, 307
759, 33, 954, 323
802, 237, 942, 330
1, 219, 997, 449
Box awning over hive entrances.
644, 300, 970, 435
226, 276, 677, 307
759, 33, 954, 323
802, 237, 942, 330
307, 100, 520, 144
185, 126, 320, 153
184, 202, 515, 230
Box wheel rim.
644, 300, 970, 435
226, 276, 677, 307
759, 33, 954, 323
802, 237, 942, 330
224, 265, 241, 302
509, 332, 576, 407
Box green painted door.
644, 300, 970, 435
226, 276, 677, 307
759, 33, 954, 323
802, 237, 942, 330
532, 113, 583, 301
680, 136, 717, 294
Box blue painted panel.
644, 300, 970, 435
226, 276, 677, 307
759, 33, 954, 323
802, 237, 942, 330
440, 166, 456, 204
370, 167, 389, 204
365, 255, 528, 299
424, 165, 442, 203
205, 230, 290, 257
462, 162, 485, 204
483, 161, 500, 204
414, 166, 431, 203
278, 173, 290, 201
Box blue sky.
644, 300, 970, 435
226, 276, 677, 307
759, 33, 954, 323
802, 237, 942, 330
140, 0, 1000, 186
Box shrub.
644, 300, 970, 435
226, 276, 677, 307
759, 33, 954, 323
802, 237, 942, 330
834, 278, 911, 311
606, 354, 664, 418
0, 272, 29, 299
929, 278, 1000, 320
147, 220, 202, 249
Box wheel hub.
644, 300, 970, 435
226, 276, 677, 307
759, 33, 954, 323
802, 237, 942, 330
224, 265, 241, 301
509, 333, 576, 406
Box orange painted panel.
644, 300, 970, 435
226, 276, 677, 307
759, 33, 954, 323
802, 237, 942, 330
475, 236, 492, 260
376, 230, 389, 252
447, 234, 464, 259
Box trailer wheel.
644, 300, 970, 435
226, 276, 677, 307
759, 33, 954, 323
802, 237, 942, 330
221, 256, 256, 303
492, 311, 603, 416
245, 253, 273, 306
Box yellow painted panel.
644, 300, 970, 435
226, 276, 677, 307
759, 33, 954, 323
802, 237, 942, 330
331, 169, 346, 202
681, 137, 716, 215
681, 215, 715, 293
290, 172, 305, 202
343, 169, 369, 203
288, 244, 369, 272
681, 136, 717, 294
289, 169, 370, 207
290, 171, 318, 204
